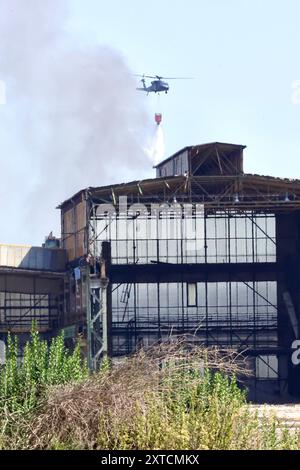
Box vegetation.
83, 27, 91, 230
0, 326, 88, 415
0, 332, 299, 450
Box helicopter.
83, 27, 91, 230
135, 74, 192, 94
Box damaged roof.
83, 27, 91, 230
57, 142, 300, 210
153, 142, 247, 168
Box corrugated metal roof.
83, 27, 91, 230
57, 172, 300, 209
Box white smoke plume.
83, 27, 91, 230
0, 0, 152, 245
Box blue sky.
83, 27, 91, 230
70, 0, 300, 177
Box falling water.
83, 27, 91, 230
152, 124, 165, 166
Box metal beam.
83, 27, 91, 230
109, 262, 278, 284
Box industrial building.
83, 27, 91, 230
1, 141, 300, 402
0, 242, 66, 360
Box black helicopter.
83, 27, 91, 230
135, 74, 192, 94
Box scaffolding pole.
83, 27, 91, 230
86, 241, 112, 371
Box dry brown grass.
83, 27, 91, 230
20, 336, 249, 449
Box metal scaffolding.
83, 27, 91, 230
83, 187, 281, 372
59, 164, 300, 399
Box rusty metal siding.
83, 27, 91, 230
61, 197, 87, 262
62, 207, 75, 261
76, 200, 87, 258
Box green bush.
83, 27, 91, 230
0, 325, 88, 414
96, 367, 247, 450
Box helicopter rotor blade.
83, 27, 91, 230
133, 74, 171, 79
161, 77, 194, 80
133, 74, 156, 78
133, 74, 195, 80
147, 74, 195, 80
